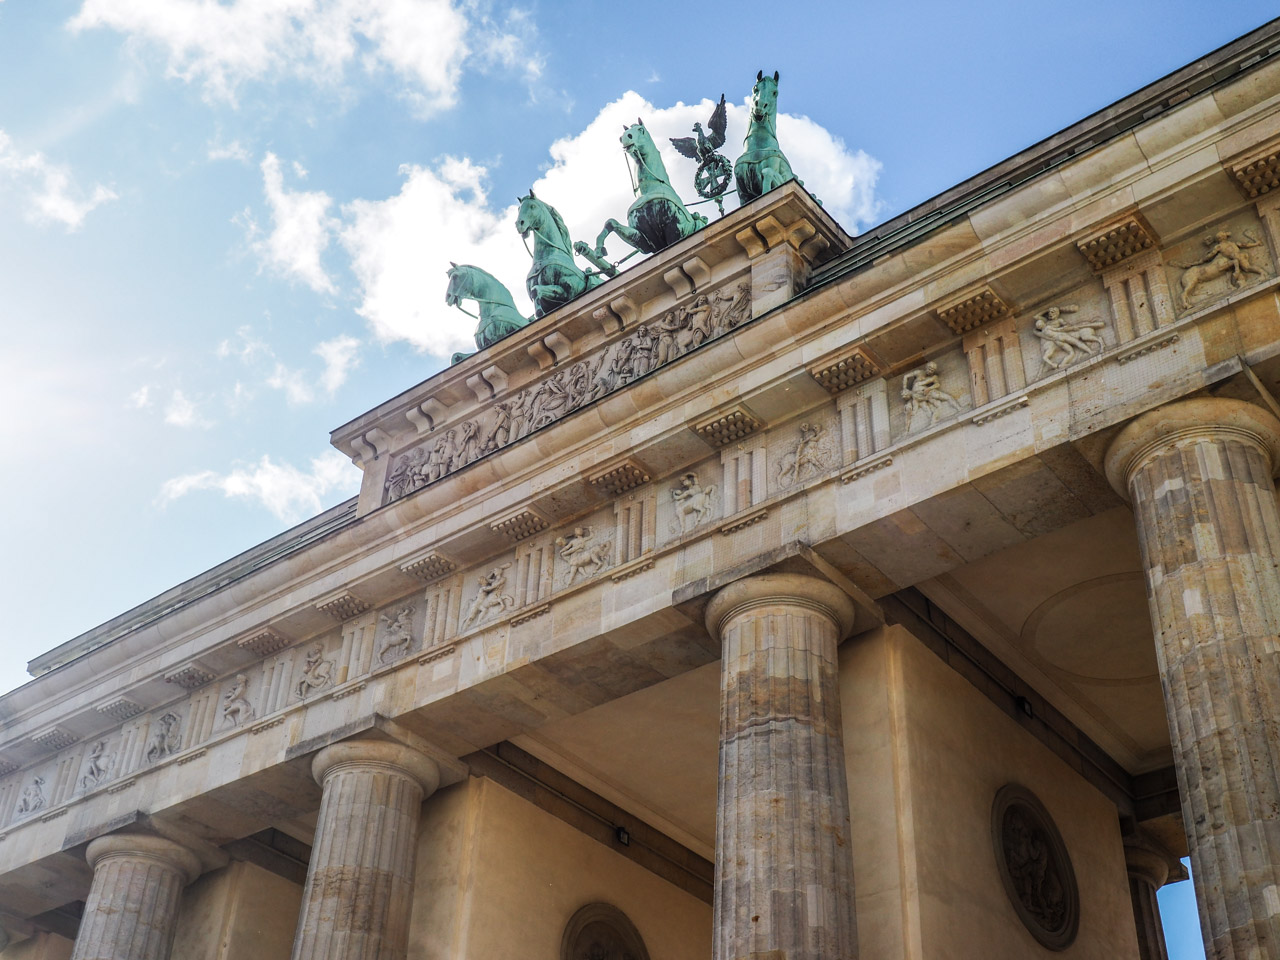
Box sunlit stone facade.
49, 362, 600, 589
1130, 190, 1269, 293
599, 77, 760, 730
6, 22, 1280, 960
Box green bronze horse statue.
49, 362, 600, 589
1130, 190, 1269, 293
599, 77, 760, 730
580, 118, 706, 262
734, 70, 803, 204
516, 190, 606, 318
444, 263, 531, 364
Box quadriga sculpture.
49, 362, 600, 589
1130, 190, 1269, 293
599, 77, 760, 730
444, 263, 531, 365
577, 118, 707, 263
516, 189, 607, 317
735, 70, 803, 204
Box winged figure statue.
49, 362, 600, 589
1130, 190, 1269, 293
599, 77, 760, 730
670, 94, 733, 213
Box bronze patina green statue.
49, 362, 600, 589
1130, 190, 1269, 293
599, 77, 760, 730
516, 190, 608, 318
445, 263, 531, 364
670, 94, 732, 215
577, 118, 707, 264
734, 71, 803, 204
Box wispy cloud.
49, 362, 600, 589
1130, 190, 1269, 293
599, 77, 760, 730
314, 334, 360, 393
68, 0, 475, 114
240, 152, 339, 294
158, 450, 357, 523
163, 388, 210, 428
0, 130, 117, 230
208, 139, 251, 164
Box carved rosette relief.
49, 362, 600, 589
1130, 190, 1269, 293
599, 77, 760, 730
776, 422, 834, 488
555, 526, 612, 585
384, 279, 752, 504
1032, 305, 1105, 371
670, 471, 717, 535
145, 712, 183, 763
901, 361, 960, 431
992, 784, 1079, 950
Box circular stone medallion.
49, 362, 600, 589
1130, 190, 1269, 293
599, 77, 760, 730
991, 784, 1080, 950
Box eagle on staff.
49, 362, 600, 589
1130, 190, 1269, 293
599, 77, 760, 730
670, 94, 733, 215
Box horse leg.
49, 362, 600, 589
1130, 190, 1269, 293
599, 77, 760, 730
594, 219, 647, 257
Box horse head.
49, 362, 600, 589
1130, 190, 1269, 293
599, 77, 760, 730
620, 117, 655, 159
444, 262, 466, 308
750, 70, 780, 125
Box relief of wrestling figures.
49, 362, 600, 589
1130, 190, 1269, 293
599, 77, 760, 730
384, 278, 752, 504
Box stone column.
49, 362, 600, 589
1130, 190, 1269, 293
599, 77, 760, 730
1105, 397, 1280, 960
705, 573, 858, 960
291, 740, 440, 960
1124, 839, 1170, 960
70, 834, 201, 960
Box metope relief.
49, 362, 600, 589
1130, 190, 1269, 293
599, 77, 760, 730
378, 605, 418, 663
461, 564, 515, 631
15, 776, 46, 816
900, 361, 961, 432
1168, 223, 1271, 311
776, 422, 834, 489
145, 712, 183, 763
1032, 305, 1106, 371
556, 526, 612, 585
79, 740, 114, 790
384, 279, 753, 505
295, 642, 336, 699
221, 675, 254, 728
670, 471, 718, 535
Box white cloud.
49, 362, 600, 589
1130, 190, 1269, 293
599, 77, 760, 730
157, 450, 357, 523
242, 152, 338, 294
128, 385, 152, 409
266, 363, 315, 406
315, 334, 360, 393
0, 130, 117, 230
163, 388, 209, 427
216, 324, 272, 362
68, 0, 475, 113
208, 139, 251, 163
340, 90, 881, 357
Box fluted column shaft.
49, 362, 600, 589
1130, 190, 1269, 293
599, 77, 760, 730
706, 573, 858, 960
290, 740, 440, 960
70, 834, 201, 960
1106, 398, 1280, 960
1125, 841, 1170, 960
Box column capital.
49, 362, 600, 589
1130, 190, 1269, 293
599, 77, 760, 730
704, 572, 857, 642
84, 833, 201, 887
1123, 837, 1172, 890
311, 739, 441, 797
1104, 397, 1280, 498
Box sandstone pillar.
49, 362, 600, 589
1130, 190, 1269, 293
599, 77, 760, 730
705, 573, 858, 960
70, 834, 201, 960
1105, 397, 1280, 959
291, 740, 439, 960
1124, 839, 1170, 960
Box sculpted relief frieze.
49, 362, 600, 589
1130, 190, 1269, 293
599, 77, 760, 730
383, 278, 753, 505
1168, 223, 1271, 311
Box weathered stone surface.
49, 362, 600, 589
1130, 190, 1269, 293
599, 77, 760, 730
290, 740, 440, 960
1106, 397, 1280, 960
705, 574, 858, 960
70, 834, 201, 960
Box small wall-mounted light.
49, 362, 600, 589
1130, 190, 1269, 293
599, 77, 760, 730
1015, 695, 1034, 719
615, 826, 631, 847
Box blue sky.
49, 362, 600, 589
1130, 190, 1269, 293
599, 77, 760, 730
1, 2, 1269, 954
